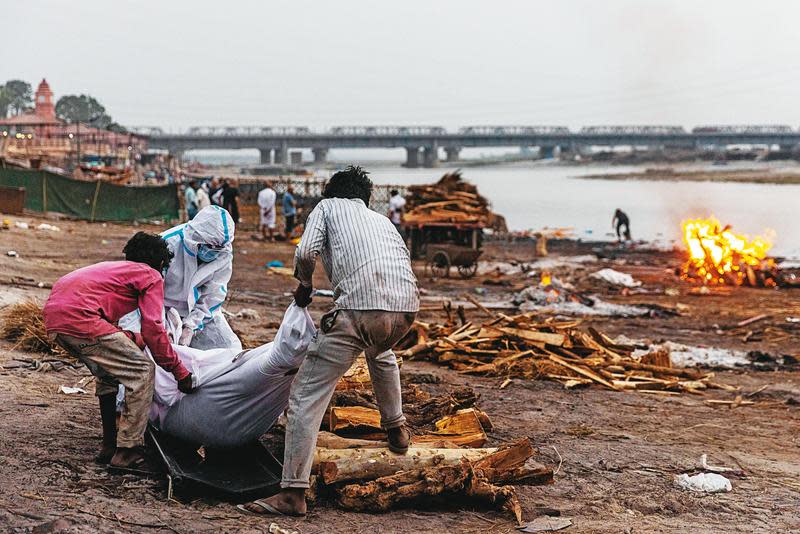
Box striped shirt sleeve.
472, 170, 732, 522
294, 203, 327, 287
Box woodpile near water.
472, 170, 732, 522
396, 312, 725, 396
403, 171, 507, 231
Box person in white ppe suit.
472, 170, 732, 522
160, 205, 241, 351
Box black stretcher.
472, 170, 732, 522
146, 425, 282, 502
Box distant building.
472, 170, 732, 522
0, 78, 146, 153
0, 79, 62, 136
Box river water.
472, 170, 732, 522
365, 163, 800, 259
191, 151, 800, 258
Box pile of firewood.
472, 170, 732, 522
396, 312, 724, 396
403, 171, 507, 231
311, 359, 553, 521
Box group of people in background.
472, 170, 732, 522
185, 178, 300, 242
184, 177, 240, 223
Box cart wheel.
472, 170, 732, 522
429, 251, 451, 278
458, 262, 479, 279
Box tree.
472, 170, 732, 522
0, 86, 10, 118
3, 80, 33, 116
55, 94, 113, 127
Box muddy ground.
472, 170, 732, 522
0, 215, 798, 533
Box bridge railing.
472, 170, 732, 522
579, 125, 687, 135
458, 126, 571, 135
692, 125, 794, 134
328, 126, 448, 136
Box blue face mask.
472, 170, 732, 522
197, 244, 222, 262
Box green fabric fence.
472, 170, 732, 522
0, 169, 179, 222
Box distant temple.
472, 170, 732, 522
0, 78, 145, 150
0, 79, 146, 171
0, 79, 62, 135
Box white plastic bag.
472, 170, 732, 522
674, 472, 732, 493
590, 268, 642, 287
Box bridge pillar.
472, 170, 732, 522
312, 148, 328, 164
259, 148, 272, 164
445, 147, 461, 162
274, 144, 288, 165
405, 147, 421, 168
540, 146, 555, 159
423, 145, 439, 168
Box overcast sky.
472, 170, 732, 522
4, 0, 800, 130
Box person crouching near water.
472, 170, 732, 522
612, 208, 631, 242
43, 232, 195, 472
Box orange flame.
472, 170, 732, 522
681, 216, 774, 285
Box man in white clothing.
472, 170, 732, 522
196, 183, 211, 210
388, 189, 406, 235
257, 181, 277, 241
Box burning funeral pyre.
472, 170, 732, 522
681, 216, 779, 287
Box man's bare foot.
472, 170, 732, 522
94, 444, 116, 465
241, 489, 306, 516
109, 447, 146, 469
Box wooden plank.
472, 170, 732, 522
481, 325, 565, 346
330, 406, 382, 433
548, 354, 620, 390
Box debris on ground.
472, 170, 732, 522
0, 300, 67, 356
674, 472, 732, 493
634, 342, 750, 369
397, 313, 724, 395
589, 268, 642, 288
225, 308, 261, 320
514, 285, 651, 317
58, 385, 87, 395
518, 516, 573, 532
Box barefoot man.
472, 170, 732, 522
243, 165, 419, 516
44, 232, 195, 472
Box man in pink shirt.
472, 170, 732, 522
44, 232, 195, 471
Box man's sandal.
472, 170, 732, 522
236, 499, 306, 517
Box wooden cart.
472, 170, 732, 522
403, 222, 483, 279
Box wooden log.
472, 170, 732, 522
479, 325, 565, 346
463, 350, 534, 375
316, 431, 386, 449
336, 460, 522, 523
548, 354, 620, 391
333, 441, 551, 522
473, 438, 554, 485
413, 408, 488, 448
404, 387, 477, 427
617, 360, 707, 380
314, 446, 498, 485
335, 356, 372, 390
330, 406, 382, 434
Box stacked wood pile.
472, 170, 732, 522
396, 313, 723, 396
312, 358, 553, 521
403, 171, 506, 230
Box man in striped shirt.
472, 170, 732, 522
244, 166, 419, 517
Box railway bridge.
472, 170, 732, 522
131, 125, 800, 167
